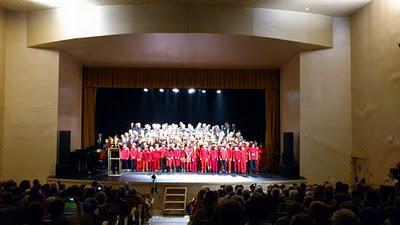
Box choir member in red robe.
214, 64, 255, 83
233, 146, 242, 173
173, 145, 181, 172
153, 144, 161, 172
191, 145, 198, 172
129, 143, 138, 172
185, 145, 193, 172
180, 146, 187, 172
166, 146, 174, 172
226, 144, 233, 174
200, 145, 209, 173
219, 145, 228, 173
121, 144, 130, 171
210, 146, 219, 173
160, 144, 167, 172
249, 143, 258, 174
142, 146, 150, 172
136, 147, 143, 171
240, 144, 248, 174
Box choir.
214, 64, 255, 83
104, 122, 264, 175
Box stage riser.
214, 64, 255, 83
47, 177, 306, 215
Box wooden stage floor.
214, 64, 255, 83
48, 171, 306, 186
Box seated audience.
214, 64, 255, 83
1, 178, 400, 225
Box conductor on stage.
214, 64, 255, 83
95, 133, 105, 149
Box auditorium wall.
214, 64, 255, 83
0, 8, 5, 178
58, 51, 82, 151
2, 12, 59, 181
280, 55, 300, 163
350, 0, 400, 185
300, 17, 352, 184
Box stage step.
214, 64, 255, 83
163, 187, 187, 216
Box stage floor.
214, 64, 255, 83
49, 172, 306, 186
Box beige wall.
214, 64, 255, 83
27, 5, 332, 47
0, 8, 5, 178
280, 55, 300, 162
58, 51, 82, 151
350, 0, 400, 185
300, 17, 352, 184
2, 11, 59, 182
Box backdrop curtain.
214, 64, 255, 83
82, 87, 97, 149
82, 67, 280, 171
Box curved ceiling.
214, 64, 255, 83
43, 33, 323, 69
0, 0, 370, 16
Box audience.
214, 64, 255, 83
188, 181, 400, 225
0, 179, 151, 225
1, 178, 399, 225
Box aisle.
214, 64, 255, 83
148, 215, 189, 225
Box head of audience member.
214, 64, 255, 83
217, 199, 245, 225
203, 190, 218, 207
331, 209, 359, 225
359, 207, 381, 225
48, 198, 65, 219
25, 202, 44, 225
309, 201, 329, 225
365, 190, 380, 207
290, 213, 315, 225
245, 192, 265, 224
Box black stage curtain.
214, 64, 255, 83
82, 67, 280, 171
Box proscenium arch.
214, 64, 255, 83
27, 4, 333, 47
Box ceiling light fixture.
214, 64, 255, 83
30, 0, 93, 8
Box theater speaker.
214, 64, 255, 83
56, 130, 73, 177
283, 132, 294, 165
280, 132, 299, 178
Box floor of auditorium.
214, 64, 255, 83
149, 216, 189, 225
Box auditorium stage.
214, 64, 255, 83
48, 172, 306, 186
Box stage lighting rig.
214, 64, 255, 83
159, 88, 164, 93
172, 88, 179, 93
188, 88, 195, 94
216, 90, 222, 94
143, 88, 149, 92
201, 90, 206, 94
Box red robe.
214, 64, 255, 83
121, 146, 129, 160
129, 147, 138, 160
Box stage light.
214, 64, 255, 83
216, 90, 222, 94
201, 90, 206, 94
172, 88, 179, 93
159, 88, 164, 93
143, 88, 149, 92
188, 88, 195, 94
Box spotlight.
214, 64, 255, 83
188, 88, 195, 94
201, 90, 206, 94
216, 90, 222, 94
143, 88, 149, 92
159, 88, 164, 93
172, 88, 179, 93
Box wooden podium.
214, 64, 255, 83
107, 147, 122, 176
